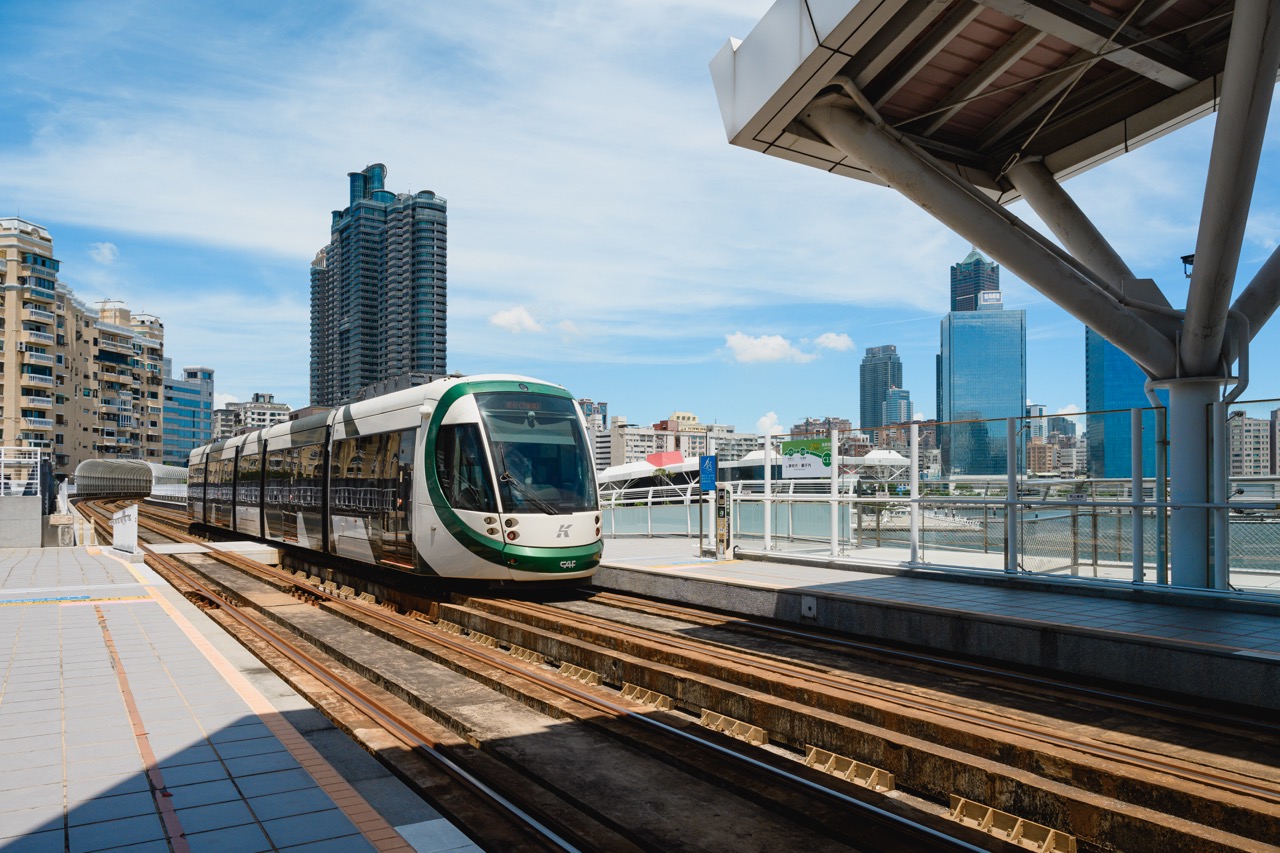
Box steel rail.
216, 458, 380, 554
506, 596, 1280, 807
76, 499, 579, 853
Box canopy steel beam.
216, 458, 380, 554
1231, 243, 1280, 342
803, 103, 1178, 375
844, 0, 951, 88
1007, 157, 1172, 309
974, 0, 1198, 89
1181, 0, 1280, 376
974, 48, 1093, 151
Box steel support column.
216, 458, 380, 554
1231, 243, 1280, 341
1156, 378, 1220, 587
1182, 0, 1280, 375
803, 104, 1178, 377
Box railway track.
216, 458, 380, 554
79, 499, 1002, 852
80, 498, 1280, 851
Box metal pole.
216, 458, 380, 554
1131, 408, 1144, 584
830, 428, 840, 557
910, 422, 920, 564
1212, 401, 1230, 590
1006, 417, 1018, 573
763, 435, 773, 550
1161, 378, 1218, 586
1155, 407, 1168, 584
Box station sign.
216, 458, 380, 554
699, 455, 717, 492
780, 438, 832, 479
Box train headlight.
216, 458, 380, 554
505, 518, 519, 528
486, 527, 499, 535
484, 516, 496, 525
594, 515, 600, 524
506, 531, 520, 541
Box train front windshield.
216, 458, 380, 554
477, 393, 598, 514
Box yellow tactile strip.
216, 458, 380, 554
100, 549, 414, 852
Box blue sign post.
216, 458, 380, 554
699, 455, 717, 492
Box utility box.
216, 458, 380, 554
715, 485, 733, 559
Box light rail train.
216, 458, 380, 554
188, 375, 602, 582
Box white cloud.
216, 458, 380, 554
88, 242, 118, 264
214, 393, 239, 409
558, 319, 580, 334
489, 306, 543, 334
756, 411, 785, 435
725, 332, 815, 363
814, 332, 853, 351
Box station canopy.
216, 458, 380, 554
711, 0, 1243, 197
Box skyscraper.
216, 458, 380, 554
859, 345, 903, 433
310, 164, 447, 407
1085, 328, 1164, 478
883, 387, 912, 425
950, 248, 1001, 311
162, 362, 214, 467
937, 250, 1026, 475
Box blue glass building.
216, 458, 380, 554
937, 251, 1026, 476
859, 345, 903, 433
310, 164, 447, 406
1085, 328, 1165, 478
162, 362, 214, 467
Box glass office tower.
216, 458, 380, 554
310, 164, 447, 407
1085, 328, 1165, 478
937, 250, 1026, 476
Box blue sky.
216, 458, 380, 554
3, 1, 1278, 435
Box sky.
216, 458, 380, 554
2, 1, 1279, 436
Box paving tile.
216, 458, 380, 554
247, 786, 335, 822
210, 736, 286, 762
174, 799, 257, 834
0, 827, 65, 852
0, 804, 63, 840
279, 835, 377, 853
67, 812, 164, 852
156, 744, 219, 769
224, 751, 299, 778
397, 817, 481, 853
0, 721, 63, 741
66, 772, 150, 803
66, 790, 157, 826
262, 808, 359, 848
0, 782, 64, 814
208, 722, 271, 744
234, 768, 317, 799
182, 822, 272, 853
0, 761, 64, 792
157, 761, 229, 789
67, 755, 145, 782
0, 745, 62, 771
163, 778, 242, 810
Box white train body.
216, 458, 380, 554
189, 375, 602, 582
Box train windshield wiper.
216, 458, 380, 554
500, 471, 560, 515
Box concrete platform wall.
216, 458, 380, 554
0, 496, 41, 547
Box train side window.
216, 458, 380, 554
435, 424, 497, 512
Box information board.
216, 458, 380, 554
699, 455, 717, 492
780, 438, 832, 478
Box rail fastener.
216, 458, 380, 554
620, 683, 673, 711
507, 645, 546, 666
948, 795, 1076, 853
437, 620, 465, 636
467, 632, 500, 649
558, 663, 602, 687
700, 710, 768, 746
804, 745, 894, 792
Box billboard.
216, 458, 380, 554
780, 438, 832, 478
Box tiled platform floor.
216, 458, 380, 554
0, 546, 479, 853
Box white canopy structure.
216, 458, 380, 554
73, 459, 187, 498
713, 0, 1280, 588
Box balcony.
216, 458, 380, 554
99, 339, 132, 354
24, 285, 57, 303
21, 351, 56, 366
22, 308, 55, 323
22, 417, 54, 430
20, 373, 55, 388
21, 396, 53, 409
22, 329, 56, 345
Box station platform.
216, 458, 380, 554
594, 537, 1280, 714
0, 545, 480, 853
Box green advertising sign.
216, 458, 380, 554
780, 438, 832, 478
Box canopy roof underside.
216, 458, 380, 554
712, 0, 1256, 196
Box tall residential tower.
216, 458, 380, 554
310, 164, 447, 407
859, 345, 903, 433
